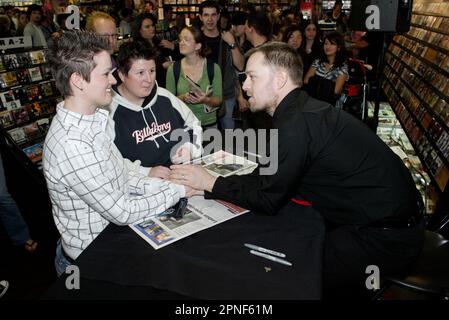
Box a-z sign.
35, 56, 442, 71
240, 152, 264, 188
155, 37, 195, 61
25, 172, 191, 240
0, 36, 32, 50
349, 0, 413, 33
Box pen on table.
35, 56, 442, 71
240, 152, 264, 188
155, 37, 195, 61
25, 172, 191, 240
249, 250, 293, 267
243, 151, 261, 159
244, 243, 286, 258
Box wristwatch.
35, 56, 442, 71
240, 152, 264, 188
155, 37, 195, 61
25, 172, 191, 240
229, 43, 237, 49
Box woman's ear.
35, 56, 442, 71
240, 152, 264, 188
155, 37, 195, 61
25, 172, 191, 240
118, 69, 126, 83
70, 72, 84, 92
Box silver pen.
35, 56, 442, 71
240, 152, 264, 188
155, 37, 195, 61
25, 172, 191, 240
249, 250, 293, 267
244, 243, 286, 258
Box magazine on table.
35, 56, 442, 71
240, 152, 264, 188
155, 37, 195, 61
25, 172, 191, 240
130, 150, 258, 249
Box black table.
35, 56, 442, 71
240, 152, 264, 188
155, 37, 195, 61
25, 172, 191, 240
43, 201, 325, 300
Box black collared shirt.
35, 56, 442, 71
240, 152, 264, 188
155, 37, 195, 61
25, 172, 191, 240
207, 89, 419, 225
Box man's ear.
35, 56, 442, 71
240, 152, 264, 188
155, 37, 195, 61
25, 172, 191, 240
70, 72, 85, 92
276, 70, 289, 90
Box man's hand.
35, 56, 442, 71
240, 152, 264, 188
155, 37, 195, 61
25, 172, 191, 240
171, 145, 191, 164
148, 166, 171, 179
170, 164, 217, 192
221, 30, 236, 46
184, 186, 205, 198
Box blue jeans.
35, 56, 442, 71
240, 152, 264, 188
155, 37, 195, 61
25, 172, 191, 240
219, 98, 236, 130
55, 239, 72, 277
0, 154, 30, 246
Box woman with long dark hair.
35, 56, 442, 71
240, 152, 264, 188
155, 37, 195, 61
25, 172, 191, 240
300, 21, 322, 75
303, 31, 348, 105
131, 13, 172, 87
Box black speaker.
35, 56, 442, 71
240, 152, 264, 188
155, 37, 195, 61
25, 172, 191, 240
348, 0, 413, 32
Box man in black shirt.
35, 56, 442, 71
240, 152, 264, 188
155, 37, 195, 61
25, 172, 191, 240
171, 42, 424, 298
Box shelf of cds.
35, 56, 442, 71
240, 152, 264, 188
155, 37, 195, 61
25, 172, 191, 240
167, 0, 289, 17
381, 0, 449, 197
0, 39, 61, 171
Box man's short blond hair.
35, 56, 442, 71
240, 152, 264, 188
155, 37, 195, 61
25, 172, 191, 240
86, 11, 116, 32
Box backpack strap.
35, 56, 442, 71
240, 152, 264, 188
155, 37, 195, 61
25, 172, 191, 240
206, 58, 214, 85
174, 58, 214, 93
173, 60, 181, 95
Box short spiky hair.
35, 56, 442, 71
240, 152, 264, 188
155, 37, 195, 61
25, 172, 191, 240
246, 42, 303, 87
49, 30, 109, 97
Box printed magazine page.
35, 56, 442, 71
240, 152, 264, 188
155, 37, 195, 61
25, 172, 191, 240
192, 150, 258, 177
130, 151, 258, 249
130, 196, 249, 250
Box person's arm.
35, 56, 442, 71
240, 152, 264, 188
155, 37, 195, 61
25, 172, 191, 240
167, 89, 203, 161
334, 63, 349, 95
303, 66, 316, 84
237, 84, 250, 112
334, 73, 348, 95
222, 31, 245, 71
351, 39, 369, 50
59, 141, 184, 225
171, 116, 311, 215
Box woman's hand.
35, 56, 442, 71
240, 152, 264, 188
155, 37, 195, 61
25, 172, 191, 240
171, 145, 191, 164
188, 91, 207, 104
148, 166, 171, 179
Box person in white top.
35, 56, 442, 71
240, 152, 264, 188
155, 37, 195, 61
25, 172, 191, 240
43, 30, 197, 276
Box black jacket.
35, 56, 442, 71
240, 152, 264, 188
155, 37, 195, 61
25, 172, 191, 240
206, 89, 419, 226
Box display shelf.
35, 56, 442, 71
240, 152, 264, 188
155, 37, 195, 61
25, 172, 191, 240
381, 0, 449, 194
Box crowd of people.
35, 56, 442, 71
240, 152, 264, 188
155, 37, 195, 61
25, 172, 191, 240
0, 0, 421, 300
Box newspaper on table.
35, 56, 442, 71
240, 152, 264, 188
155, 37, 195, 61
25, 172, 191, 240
130, 150, 258, 249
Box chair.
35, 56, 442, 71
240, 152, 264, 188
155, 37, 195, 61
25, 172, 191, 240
374, 230, 449, 299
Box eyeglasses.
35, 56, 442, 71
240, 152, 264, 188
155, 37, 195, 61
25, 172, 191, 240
98, 34, 118, 39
